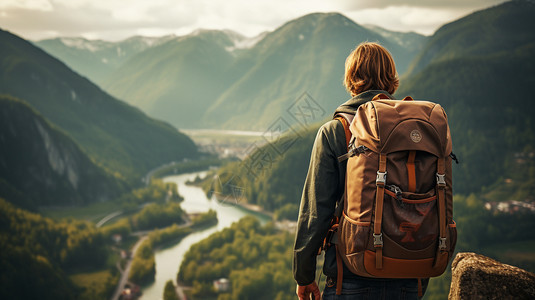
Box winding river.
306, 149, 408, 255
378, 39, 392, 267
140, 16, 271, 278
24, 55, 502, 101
140, 171, 271, 300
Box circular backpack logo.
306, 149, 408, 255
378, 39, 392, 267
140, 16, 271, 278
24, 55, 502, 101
410, 130, 422, 143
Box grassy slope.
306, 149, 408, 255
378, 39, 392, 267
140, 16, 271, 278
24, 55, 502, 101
104, 31, 240, 129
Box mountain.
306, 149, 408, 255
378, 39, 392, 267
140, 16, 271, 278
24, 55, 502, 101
404, 0, 534, 77
102, 29, 249, 128
201, 13, 422, 129
397, 0, 535, 194
364, 24, 427, 55
0, 96, 124, 208
0, 28, 198, 183
35, 35, 175, 86
82, 13, 424, 130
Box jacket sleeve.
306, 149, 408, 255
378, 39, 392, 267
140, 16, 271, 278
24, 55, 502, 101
293, 120, 346, 285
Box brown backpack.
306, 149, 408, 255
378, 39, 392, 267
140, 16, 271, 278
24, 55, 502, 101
332, 94, 457, 295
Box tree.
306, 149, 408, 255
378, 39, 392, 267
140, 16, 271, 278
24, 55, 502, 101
163, 280, 179, 300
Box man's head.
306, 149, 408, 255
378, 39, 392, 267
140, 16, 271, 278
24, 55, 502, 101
344, 42, 399, 97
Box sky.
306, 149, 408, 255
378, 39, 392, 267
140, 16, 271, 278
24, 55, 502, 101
0, 0, 509, 41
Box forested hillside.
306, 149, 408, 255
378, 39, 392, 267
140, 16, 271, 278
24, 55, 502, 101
0, 96, 124, 208
178, 217, 295, 299
203, 125, 317, 220
397, 0, 535, 194
103, 30, 241, 127
404, 0, 534, 76
0, 29, 198, 183
0, 198, 109, 299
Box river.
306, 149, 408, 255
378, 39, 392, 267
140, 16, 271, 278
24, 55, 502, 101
140, 171, 271, 300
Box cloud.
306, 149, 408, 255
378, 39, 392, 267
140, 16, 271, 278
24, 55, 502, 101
0, 0, 53, 11
0, 0, 510, 41
340, 0, 508, 10
0, 0, 198, 40
346, 6, 467, 35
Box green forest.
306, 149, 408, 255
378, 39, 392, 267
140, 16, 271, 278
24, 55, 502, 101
179, 217, 295, 300
0, 198, 109, 299
0, 177, 194, 299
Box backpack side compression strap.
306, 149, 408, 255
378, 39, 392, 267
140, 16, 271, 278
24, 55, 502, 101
373, 153, 387, 269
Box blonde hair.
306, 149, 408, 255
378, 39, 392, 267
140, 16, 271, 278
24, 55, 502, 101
343, 42, 399, 96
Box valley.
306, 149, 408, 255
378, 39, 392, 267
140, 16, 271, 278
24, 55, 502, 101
1, 1, 535, 299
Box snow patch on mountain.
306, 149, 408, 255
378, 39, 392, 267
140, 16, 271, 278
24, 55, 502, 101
60, 38, 104, 52
225, 31, 268, 52
363, 24, 427, 48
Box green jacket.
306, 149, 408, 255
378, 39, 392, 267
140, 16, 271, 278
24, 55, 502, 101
293, 90, 394, 285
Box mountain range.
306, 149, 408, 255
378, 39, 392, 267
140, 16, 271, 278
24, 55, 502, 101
34, 35, 176, 86
36, 14, 427, 130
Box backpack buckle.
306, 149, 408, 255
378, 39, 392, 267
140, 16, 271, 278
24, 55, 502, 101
373, 233, 383, 247
439, 237, 447, 250
436, 173, 446, 187
376, 171, 387, 186
356, 145, 369, 154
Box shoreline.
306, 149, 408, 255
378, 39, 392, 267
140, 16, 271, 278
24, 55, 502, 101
211, 194, 274, 219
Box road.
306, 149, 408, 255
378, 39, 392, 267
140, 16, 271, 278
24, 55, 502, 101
111, 235, 149, 300
175, 283, 187, 300
96, 210, 123, 228
142, 161, 182, 186
110, 214, 192, 300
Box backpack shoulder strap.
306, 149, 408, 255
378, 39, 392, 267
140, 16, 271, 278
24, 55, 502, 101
333, 113, 354, 148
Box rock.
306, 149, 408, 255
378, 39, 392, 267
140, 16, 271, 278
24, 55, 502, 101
449, 252, 535, 299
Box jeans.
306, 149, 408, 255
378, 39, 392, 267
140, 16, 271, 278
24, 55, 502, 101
322, 276, 422, 300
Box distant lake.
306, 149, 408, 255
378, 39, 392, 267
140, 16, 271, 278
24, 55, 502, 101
140, 171, 271, 300
182, 129, 266, 137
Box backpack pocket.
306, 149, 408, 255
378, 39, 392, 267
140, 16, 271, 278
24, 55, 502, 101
382, 187, 438, 252
339, 213, 370, 255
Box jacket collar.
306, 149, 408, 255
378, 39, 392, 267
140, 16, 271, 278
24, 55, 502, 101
334, 90, 394, 116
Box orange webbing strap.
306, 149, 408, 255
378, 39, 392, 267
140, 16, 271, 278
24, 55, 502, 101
434, 158, 447, 267
372, 93, 390, 101
335, 245, 343, 295
406, 151, 417, 192
334, 116, 351, 149
418, 278, 423, 298
374, 153, 387, 269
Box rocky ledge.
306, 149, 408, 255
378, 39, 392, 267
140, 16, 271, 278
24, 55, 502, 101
449, 252, 535, 299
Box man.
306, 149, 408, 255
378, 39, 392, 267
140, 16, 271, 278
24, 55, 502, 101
294, 42, 423, 299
